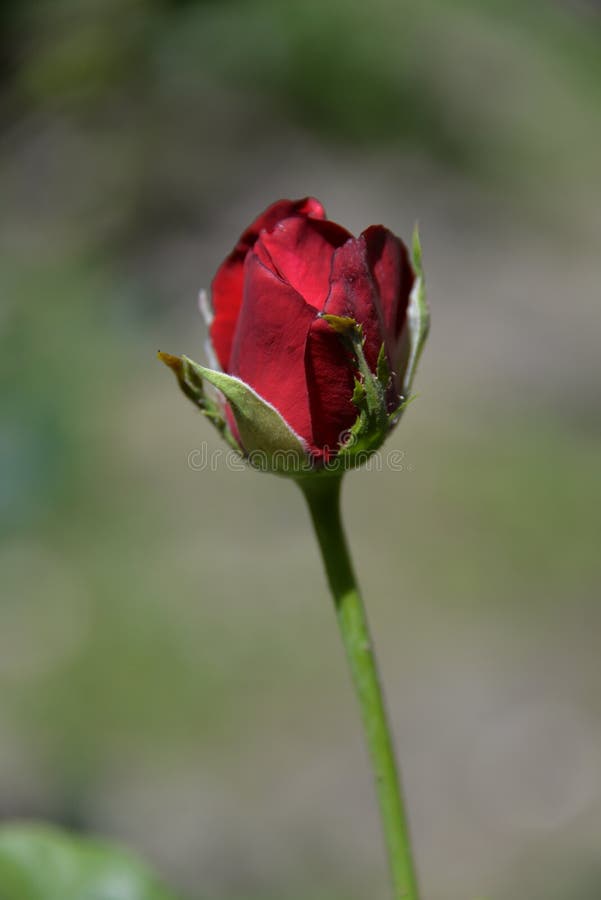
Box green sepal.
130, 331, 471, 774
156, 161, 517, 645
180, 357, 309, 474
319, 314, 384, 414
321, 315, 392, 466
319, 314, 360, 336
403, 225, 430, 396
352, 378, 366, 406
0, 823, 178, 900
158, 351, 242, 454
376, 342, 391, 389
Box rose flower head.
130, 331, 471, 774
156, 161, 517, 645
160, 198, 428, 476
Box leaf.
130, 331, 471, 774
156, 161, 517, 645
158, 351, 242, 454
182, 357, 310, 473
0, 824, 179, 900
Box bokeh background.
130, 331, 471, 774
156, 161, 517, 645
1, 1, 600, 898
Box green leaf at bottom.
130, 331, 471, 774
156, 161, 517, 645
0, 824, 179, 900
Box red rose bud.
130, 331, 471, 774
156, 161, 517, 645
160, 198, 429, 476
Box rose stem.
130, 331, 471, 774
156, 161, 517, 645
298, 474, 420, 900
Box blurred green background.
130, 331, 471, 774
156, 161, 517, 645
1, 1, 600, 898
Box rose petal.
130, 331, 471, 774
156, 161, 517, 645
210, 197, 325, 371
209, 257, 246, 374
362, 225, 414, 372
322, 235, 386, 373
229, 253, 317, 445
305, 316, 357, 455
257, 217, 352, 309
236, 197, 326, 255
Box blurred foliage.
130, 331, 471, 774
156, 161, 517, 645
1, 0, 600, 229
0, 824, 178, 900
3, 0, 601, 138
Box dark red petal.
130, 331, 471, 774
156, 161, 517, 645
256, 217, 352, 309
305, 236, 388, 453
305, 316, 357, 455
210, 197, 326, 372
362, 225, 414, 378
322, 235, 386, 372
229, 253, 317, 445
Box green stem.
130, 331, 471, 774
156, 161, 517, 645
298, 475, 420, 900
